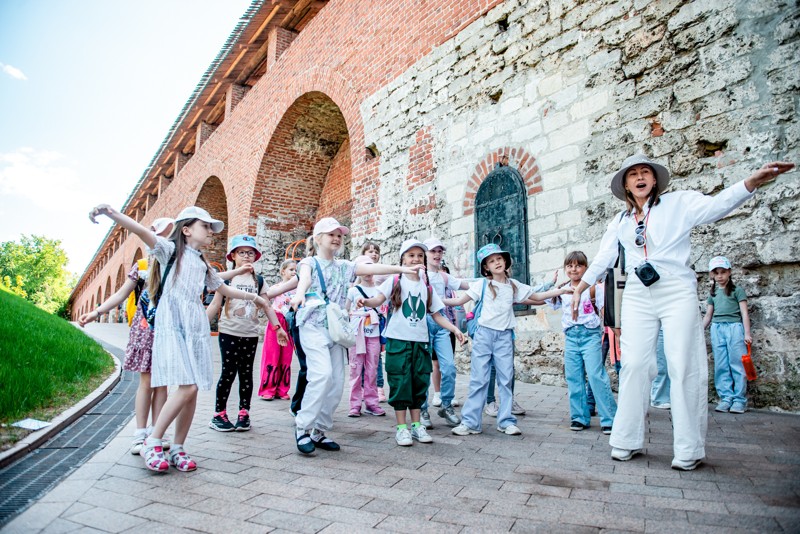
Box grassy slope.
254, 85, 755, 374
0, 286, 114, 426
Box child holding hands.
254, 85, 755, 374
89, 204, 274, 472
357, 239, 465, 446
290, 219, 422, 455
550, 251, 617, 434
445, 244, 570, 436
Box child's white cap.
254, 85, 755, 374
313, 217, 349, 236
150, 217, 175, 236
708, 256, 732, 271
423, 238, 446, 252
175, 206, 224, 233
399, 238, 427, 258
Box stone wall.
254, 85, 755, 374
360, 0, 800, 408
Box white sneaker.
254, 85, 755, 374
395, 428, 413, 446
497, 424, 522, 435
451, 423, 482, 436
611, 447, 642, 461
130, 429, 147, 455
511, 400, 526, 415
432, 392, 442, 407
411, 425, 433, 443
484, 401, 499, 417
671, 458, 702, 471
451, 398, 460, 407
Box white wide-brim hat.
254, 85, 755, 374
610, 154, 671, 201
175, 206, 224, 233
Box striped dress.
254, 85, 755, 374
148, 237, 223, 390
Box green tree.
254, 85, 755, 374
0, 235, 74, 315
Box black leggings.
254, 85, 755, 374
215, 333, 259, 413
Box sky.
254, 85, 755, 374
0, 0, 252, 274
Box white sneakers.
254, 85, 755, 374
497, 424, 522, 435
671, 458, 702, 471
484, 401, 499, 417
451, 423, 482, 436
611, 447, 642, 461
395, 428, 413, 446
396, 425, 433, 445
411, 425, 433, 443
432, 392, 442, 407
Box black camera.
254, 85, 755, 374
634, 261, 660, 287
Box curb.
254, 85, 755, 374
0, 350, 122, 470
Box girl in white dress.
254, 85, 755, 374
89, 204, 272, 472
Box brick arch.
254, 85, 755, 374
115, 264, 127, 292
246, 67, 369, 237
252, 91, 352, 235
194, 176, 230, 267
132, 248, 144, 265
463, 147, 543, 216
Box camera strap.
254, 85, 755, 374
634, 209, 652, 259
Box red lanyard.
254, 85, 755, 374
634, 209, 652, 258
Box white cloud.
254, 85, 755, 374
0, 62, 28, 80
0, 147, 88, 211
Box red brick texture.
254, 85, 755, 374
194, 177, 229, 267
463, 147, 543, 216
71, 0, 507, 319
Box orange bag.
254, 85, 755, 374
742, 342, 757, 381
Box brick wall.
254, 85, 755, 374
195, 177, 229, 267
318, 138, 352, 222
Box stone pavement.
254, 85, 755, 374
5, 324, 800, 533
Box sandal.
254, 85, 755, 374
140, 439, 169, 472
169, 447, 197, 472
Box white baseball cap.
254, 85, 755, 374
175, 206, 224, 233
708, 256, 732, 271
150, 217, 175, 236
423, 237, 446, 252
399, 238, 427, 257
313, 217, 350, 236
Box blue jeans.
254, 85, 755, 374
587, 331, 621, 409
461, 326, 516, 429
711, 322, 747, 404
422, 316, 457, 408
565, 325, 617, 427
376, 354, 384, 388
650, 329, 671, 406
486, 362, 515, 404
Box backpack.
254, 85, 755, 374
465, 279, 487, 338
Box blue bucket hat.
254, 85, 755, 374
226, 235, 261, 262
477, 244, 512, 273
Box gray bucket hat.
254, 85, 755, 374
610, 154, 670, 201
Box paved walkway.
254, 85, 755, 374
5, 323, 799, 533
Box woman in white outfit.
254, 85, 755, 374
573, 154, 794, 471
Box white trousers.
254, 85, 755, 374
295, 324, 346, 432
610, 271, 708, 461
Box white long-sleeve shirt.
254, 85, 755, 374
582, 180, 755, 292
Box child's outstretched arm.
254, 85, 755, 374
740, 300, 752, 344
356, 263, 424, 277
78, 278, 138, 327
218, 264, 254, 281
290, 263, 313, 309
702, 303, 714, 329
521, 286, 572, 305
265, 277, 298, 299
89, 204, 157, 249
442, 292, 472, 307
431, 311, 466, 345
206, 291, 224, 322
355, 292, 387, 309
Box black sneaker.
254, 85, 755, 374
209, 411, 235, 432
601, 426, 612, 435
570, 421, 588, 431
311, 430, 341, 451
234, 410, 251, 432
